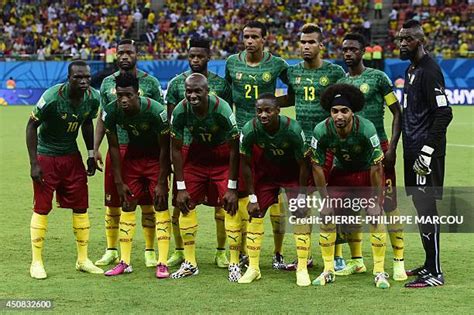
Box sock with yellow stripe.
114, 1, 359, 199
180, 210, 198, 266
72, 212, 91, 263
347, 227, 363, 259
370, 225, 387, 274
155, 209, 171, 265
320, 223, 336, 272
269, 200, 285, 255
30, 212, 48, 264
172, 207, 184, 250
386, 208, 405, 260
105, 207, 120, 249
140, 205, 155, 251
335, 243, 343, 257
294, 224, 311, 271
119, 211, 137, 265
215, 207, 226, 249
239, 197, 249, 256
225, 211, 242, 265
247, 217, 264, 271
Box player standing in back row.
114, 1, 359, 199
284, 23, 345, 271
337, 33, 406, 281
94, 39, 165, 268
397, 20, 453, 288
166, 37, 232, 269
225, 21, 289, 270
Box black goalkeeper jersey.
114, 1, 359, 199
401, 54, 452, 160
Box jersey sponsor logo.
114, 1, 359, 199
360, 83, 370, 94
72, 113, 78, 119
60, 113, 67, 120
370, 135, 380, 148
229, 113, 237, 126
248, 74, 257, 82
319, 76, 329, 86
140, 122, 150, 130
305, 78, 314, 84
310, 137, 318, 149
262, 72, 272, 82
36, 96, 46, 109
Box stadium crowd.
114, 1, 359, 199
0, 0, 472, 60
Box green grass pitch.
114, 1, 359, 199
0, 106, 473, 313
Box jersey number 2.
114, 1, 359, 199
245, 85, 258, 99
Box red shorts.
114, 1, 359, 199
33, 153, 88, 214
122, 147, 162, 204
104, 145, 152, 207
381, 140, 397, 211
253, 149, 300, 211
323, 150, 334, 181
182, 142, 230, 207
327, 168, 383, 215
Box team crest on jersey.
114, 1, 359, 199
61, 113, 68, 120
236, 72, 243, 80
282, 142, 289, 148
295, 77, 301, 84
262, 72, 272, 82
360, 83, 370, 94
353, 145, 362, 153
319, 76, 329, 86
140, 122, 150, 130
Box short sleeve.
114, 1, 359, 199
364, 122, 384, 165
103, 109, 117, 135
239, 121, 255, 157
278, 58, 290, 85
378, 71, 397, 106
309, 124, 327, 166
165, 77, 180, 105
218, 100, 239, 140
291, 123, 307, 161
31, 90, 53, 122
170, 102, 185, 141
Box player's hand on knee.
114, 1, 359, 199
223, 190, 238, 215
366, 202, 383, 219
94, 150, 103, 172
319, 206, 334, 224
117, 183, 134, 206
176, 190, 191, 215
413, 145, 433, 176
30, 163, 43, 184
86, 157, 97, 176
247, 199, 260, 222
383, 147, 396, 169
154, 183, 168, 211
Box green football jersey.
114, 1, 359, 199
31, 83, 100, 156
310, 115, 384, 171
337, 68, 397, 142
100, 69, 164, 144
225, 51, 288, 129
103, 97, 168, 150
240, 116, 306, 164
166, 70, 232, 145
171, 95, 239, 146
286, 61, 345, 141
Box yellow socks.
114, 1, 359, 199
155, 210, 171, 265
225, 211, 242, 265
247, 217, 264, 271
180, 210, 198, 266
370, 225, 387, 274
320, 223, 336, 272
105, 206, 120, 249
347, 228, 363, 259
141, 205, 156, 251
386, 208, 405, 261
172, 207, 184, 250
215, 207, 227, 250
238, 197, 249, 256
72, 213, 91, 263
294, 224, 311, 271
119, 211, 137, 264
269, 200, 285, 255
30, 212, 48, 263
335, 243, 343, 258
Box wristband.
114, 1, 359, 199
227, 180, 237, 189
421, 145, 434, 156
249, 194, 258, 203
176, 181, 186, 190
88, 150, 94, 158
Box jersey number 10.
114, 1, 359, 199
66, 121, 79, 133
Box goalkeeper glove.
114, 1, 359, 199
413, 145, 434, 176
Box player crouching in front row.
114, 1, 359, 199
310, 84, 390, 289
103, 72, 171, 278
238, 93, 311, 286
